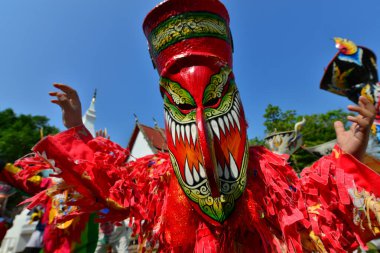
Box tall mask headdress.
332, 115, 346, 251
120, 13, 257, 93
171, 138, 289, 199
144, 0, 249, 225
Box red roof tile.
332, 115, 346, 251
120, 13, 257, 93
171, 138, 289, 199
127, 123, 168, 154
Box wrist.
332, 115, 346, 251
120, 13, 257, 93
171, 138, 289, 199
65, 120, 84, 129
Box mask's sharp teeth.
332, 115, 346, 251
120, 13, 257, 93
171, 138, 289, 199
224, 164, 230, 180
228, 113, 235, 129
233, 104, 240, 114
218, 117, 225, 135
191, 123, 197, 145
211, 120, 220, 140
185, 125, 191, 144
185, 159, 194, 186
217, 163, 224, 178
223, 115, 230, 132
192, 166, 200, 183
199, 163, 206, 179
171, 121, 176, 146
237, 96, 242, 105
231, 110, 241, 131
167, 116, 171, 131
229, 152, 239, 179
234, 98, 241, 112
176, 124, 181, 141
180, 125, 185, 142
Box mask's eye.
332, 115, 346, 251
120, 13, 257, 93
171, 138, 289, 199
204, 97, 220, 108
177, 103, 196, 111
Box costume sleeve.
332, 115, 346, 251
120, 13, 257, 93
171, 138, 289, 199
300, 145, 380, 252
27, 125, 171, 242
0, 162, 51, 195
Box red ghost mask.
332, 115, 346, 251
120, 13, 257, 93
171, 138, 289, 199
144, 0, 248, 225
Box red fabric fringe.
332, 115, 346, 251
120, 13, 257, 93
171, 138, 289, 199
26, 131, 380, 252
14, 154, 91, 253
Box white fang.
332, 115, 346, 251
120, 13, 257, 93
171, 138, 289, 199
176, 124, 181, 141
193, 166, 200, 183
229, 153, 239, 179
231, 110, 241, 131
185, 159, 194, 186
199, 163, 206, 179
171, 121, 176, 145
185, 125, 191, 144
224, 164, 230, 180
218, 117, 226, 135
228, 113, 235, 129
191, 124, 197, 145
223, 116, 230, 132
211, 120, 220, 140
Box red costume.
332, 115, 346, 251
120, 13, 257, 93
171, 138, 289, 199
0, 155, 97, 252
19, 0, 380, 252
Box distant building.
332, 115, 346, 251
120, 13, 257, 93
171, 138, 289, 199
126, 117, 168, 162
82, 90, 97, 137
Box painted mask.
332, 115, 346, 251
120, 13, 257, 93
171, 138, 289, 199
143, 0, 248, 225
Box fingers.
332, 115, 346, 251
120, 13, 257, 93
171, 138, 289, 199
334, 121, 345, 136
347, 96, 376, 128
96, 128, 110, 139
49, 91, 71, 109
49, 83, 81, 108
53, 83, 79, 98
347, 104, 374, 119
50, 83, 80, 101
347, 115, 373, 129
96, 129, 104, 137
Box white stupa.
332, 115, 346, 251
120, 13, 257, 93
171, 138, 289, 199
82, 89, 97, 137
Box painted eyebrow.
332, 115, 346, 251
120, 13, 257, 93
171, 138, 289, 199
159, 78, 195, 105
203, 67, 232, 103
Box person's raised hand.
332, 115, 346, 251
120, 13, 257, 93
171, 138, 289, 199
96, 128, 110, 139
49, 83, 83, 129
335, 96, 376, 161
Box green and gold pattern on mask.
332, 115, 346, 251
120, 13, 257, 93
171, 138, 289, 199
169, 144, 248, 222
203, 67, 238, 119
149, 12, 231, 56
203, 66, 231, 103
162, 66, 248, 222
160, 78, 196, 124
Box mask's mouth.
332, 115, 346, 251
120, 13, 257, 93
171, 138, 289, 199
165, 93, 248, 222
165, 93, 244, 189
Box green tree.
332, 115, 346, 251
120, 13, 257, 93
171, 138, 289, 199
248, 137, 265, 146
0, 109, 59, 162
254, 105, 352, 172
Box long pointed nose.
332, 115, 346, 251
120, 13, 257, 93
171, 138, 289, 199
196, 107, 220, 198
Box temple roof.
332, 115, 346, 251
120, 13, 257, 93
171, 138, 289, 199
127, 121, 168, 155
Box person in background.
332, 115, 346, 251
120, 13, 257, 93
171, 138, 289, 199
22, 206, 45, 253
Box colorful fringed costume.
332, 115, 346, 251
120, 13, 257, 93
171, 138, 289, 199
19, 0, 380, 252
0, 171, 22, 245
0, 155, 98, 252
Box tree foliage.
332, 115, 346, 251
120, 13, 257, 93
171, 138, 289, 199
0, 109, 59, 163
254, 104, 352, 172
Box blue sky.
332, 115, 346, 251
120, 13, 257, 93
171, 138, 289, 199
0, 0, 379, 146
